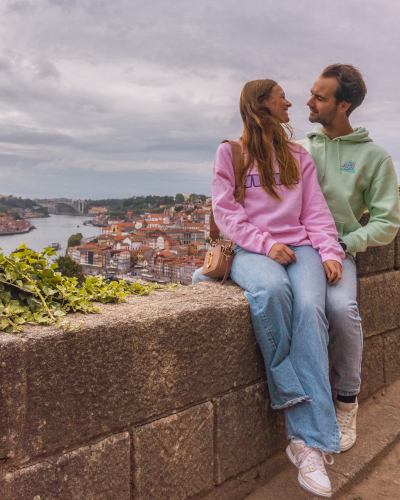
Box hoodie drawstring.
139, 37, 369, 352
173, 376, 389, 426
321, 139, 327, 182
337, 138, 342, 172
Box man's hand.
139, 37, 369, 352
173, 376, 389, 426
323, 260, 342, 285
268, 243, 297, 265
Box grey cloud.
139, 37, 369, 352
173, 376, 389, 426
0, 0, 399, 198
6, 0, 33, 13
35, 59, 61, 79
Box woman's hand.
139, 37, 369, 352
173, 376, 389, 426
268, 243, 297, 265
323, 260, 342, 285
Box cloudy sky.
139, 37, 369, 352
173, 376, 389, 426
0, 0, 399, 199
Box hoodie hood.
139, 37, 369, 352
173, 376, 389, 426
306, 126, 372, 143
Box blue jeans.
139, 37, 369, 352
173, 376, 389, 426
326, 254, 362, 396
193, 245, 340, 452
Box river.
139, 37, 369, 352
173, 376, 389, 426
0, 215, 100, 257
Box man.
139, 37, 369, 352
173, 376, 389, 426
298, 64, 400, 452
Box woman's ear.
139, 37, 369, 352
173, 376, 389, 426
262, 100, 271, 114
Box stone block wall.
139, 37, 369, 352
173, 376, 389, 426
1, 235, 400, 499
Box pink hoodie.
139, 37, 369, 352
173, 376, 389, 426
212, 141, 345, 264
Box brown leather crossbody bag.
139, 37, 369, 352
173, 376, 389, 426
202, 140, 244, 284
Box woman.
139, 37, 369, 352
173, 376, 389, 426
192, 79, 345, 498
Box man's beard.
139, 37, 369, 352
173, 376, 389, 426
309, 106, 338, 126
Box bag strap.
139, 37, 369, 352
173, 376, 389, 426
209, 140, 244, 243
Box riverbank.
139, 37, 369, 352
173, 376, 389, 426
0, 214, 98, 257
0, 225, 35, 236
84, 219, 107, 227
24, 214, 50, 219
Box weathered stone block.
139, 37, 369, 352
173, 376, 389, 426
21, 284, 263, 457
383, 328, 400, 385
0, 433, 131, 500
1, 460, 57, 500
358, 270, 400, 337
0, 334, 26, 460
358, 211, 370, 227
214, 382, 286, 484
359, 335, 384, 402
133, 402, 214, 500
57, 432, 131, 500
395, 227, 400, 268
198, 452, 289, 500
356, 240, 395, 276
356, 211, 395, 275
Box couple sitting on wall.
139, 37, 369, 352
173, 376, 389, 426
192, 64, 400, 497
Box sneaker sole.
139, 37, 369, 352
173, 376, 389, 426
340, 436, 357, 452
286, 445, 332, 498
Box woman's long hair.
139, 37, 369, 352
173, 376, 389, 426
238, 79, 300, 200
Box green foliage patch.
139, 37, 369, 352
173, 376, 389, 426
54, 255, 85, 285
67, 232, 83, 248
0, 244, 173, 333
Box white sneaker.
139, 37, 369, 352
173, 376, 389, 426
335, 399, 358, 452
286, 439, 333, 497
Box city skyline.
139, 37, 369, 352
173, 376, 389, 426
0, 0, 399, 199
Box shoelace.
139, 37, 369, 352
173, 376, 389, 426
336, 408, 353, 431
294, 447, 334, 472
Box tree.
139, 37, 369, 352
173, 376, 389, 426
198, 195, 207, 202
36, 206, 49, 216
175, 193, 184, 204
189, 193, 197, 202
54, 255, 85, 285
67, 233, 83, 248
108, 210, 126, 219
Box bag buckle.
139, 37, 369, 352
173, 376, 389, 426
222, 241, 234, 257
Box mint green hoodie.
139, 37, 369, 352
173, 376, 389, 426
298, 126, 400, 253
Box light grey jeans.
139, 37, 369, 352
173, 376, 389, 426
326, 253, 363, 396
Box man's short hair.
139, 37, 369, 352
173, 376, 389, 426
321, 64, 367, 116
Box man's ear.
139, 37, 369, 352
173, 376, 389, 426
338, 101, 351, 114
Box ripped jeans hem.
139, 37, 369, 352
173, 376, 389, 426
287, 435, 340, 454
271, 395, 311, 410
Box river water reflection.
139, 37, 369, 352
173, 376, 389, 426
0, 215, 100, 257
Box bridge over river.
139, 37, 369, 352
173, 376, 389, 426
40, 200, 85, 215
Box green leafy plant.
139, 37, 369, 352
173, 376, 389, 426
0, 244, 174, 333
